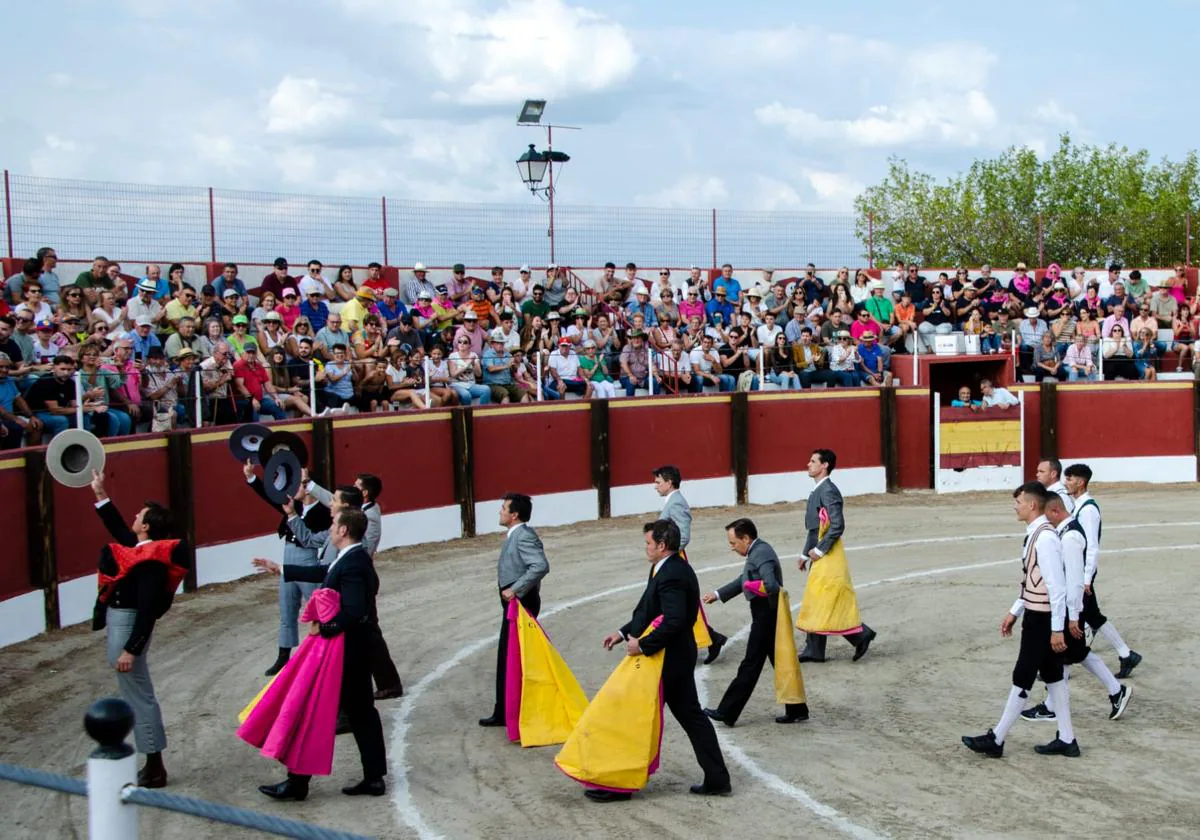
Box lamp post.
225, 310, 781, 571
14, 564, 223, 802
516, 99, 578, 265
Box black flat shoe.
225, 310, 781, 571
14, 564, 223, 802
703, 708, 733, 726
336, 712, 352, 735
342, 778, 386, 797
1034, 736, 1081, 757
374, 684, 404, 700
961, 730, 1004, 758
478, 715, 505, 727
584, 789, 632, 802
776, 705, 809, 724
265, 651, 291, 677
703, 633, 727, 665
689, 782, 732, 796
137, 767, 168, 788
258, 780, 308, 801
1116, 651, 1142, 679
798, 654, 826, 663
852, 627, 877, 662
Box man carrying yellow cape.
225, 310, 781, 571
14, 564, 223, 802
504, 599, 589, 747
555, 519, 730, 802
795, 449, 877, 663
701, 518, 808, 726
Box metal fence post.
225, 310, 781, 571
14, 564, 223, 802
1037, 214, 1045, 268
207, 187, 216, 264
711, 208, 718, 270
868, 212, 875, 269
85, 698, 138, 840
1187, 211, 1191, 266
3, 169, 13, 259
381, 196, 389, 266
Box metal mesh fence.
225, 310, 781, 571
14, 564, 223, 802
716, 209, 868, 268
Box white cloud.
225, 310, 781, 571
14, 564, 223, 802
635, 175, 728, 208
264, 77, 353, 134
1034, 99, 1078, 128
343, 0, 637, 104
801, 168, 865, 209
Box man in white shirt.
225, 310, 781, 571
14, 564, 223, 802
1021, 494, 1132, 724
962, 482, 1079, 758
1063, 335, 1096, 381
1035, 459, 1074, 514
547, 337, 586, 397
980, 379, 1019, 410
298, 260, 335, 300
1064, 463, 1142, 679
755, 311, 783, 348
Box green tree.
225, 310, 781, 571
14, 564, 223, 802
855, 135, 1200, 267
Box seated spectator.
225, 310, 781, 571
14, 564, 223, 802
547, 338, 587, 398
382, 347, 428, 410
626, 286, 657, 328
1042, 280, 1072, 321
352, 314, 386, 360
286, 336, 322, 400
354, 356, 393, 412
376, 287, 406, 333
690, 333, 732, 392
1049, 307, 1076, 358
1100, 302, 1131, 339
864, 281, 902, 349
199, 342, 238, 425
29, 320, 65, 370
74, 257, 112, 306
276, 288, 302, 329
91, 289, 126, 332
219, 287, 244, 331
314, 313, 351, 362
1075, 306, 1100, 356
826, 283, 855, 320
1102, 325, 1140, 380
564, 308, 591, 348
361, 262, 389, 296
951, 386, 982, 409
26, 355, 80, 438
796, 264, 824, 306
678, 285, 706, 325
1148, 279, 1179, 329
163, 284, 197, 333
619, 329, 653, 396
250, 292, 278, 331
301, 289, 331, 333
894, 291, 919, 352
4, 258, 40, 308
1009, 263, 1035, 303
212, 263, 247, 301
577, 340, 617, 399
492, 287, 522, 329
126, 279, 165, 331
791, 328, 836, 389
141, 347, 189, 427
764, 333, 800, 390
1132, 328, 1159, 381
827, 331, 860, 387
849, 307, 882, 343
103, 339, 144, 425
78, 344, 132, 436
265, 346, 314, 417
510, 348, 539, 401
917, 287, 954, 352
520, 284, 550, 320
522, 314, 553, 358
233, 340, 286, 421
341, 287, 377, 334
1063, 334, 1097, 381
446, 334, 490, 405
705, 286, 735, 327
298, 261, 334, 301
15, 280, 53, 324
720, 327, 758, 391
259, 258, 293, 301
904, 263, 929, 305
980, 378, 1019, 410
59, 286, 91, 325
1104, 280, 1132, 315
856, 331, 891, 386
226, 314, 256, 357
0, 352, 44, 447
164, 316, 202, 359
655, 338, 694, 395
320, 343, 356, 411
1032, 331, 1066, 381
1167, 264, 1190, 305
820, 310, 846, 346
194, 284, 223, 326
195, 317, 224, 360
465, 285, 496, 327
491, 311, 521, 353
1017, 307, 1047, 373
455, 311, 487, 357
422, 344, 460, 406
1171, 305, 1196, 372
482, 330, 522, 404
713, 263, 744, 305
1125, 268, 1150, 300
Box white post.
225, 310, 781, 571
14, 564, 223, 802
1010, 330, 1018, 379
423, 357, 431, 409
75, 370, 85, 429
757, 347, 764, 390
1018, 390, 1026, 478
933, 391, 941, 493
193, 370, 202, 429
911, 336, 919, 386
308, 360, 317, 415
647, 347, 655, 396
86, 700, 139, 840
1097, 338, 1105, 380
536, 352, 543, 401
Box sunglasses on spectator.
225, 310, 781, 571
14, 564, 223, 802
17, 316, 33, 323
456, 339, 470, 344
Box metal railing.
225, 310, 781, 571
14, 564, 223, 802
0, 698, 371, 840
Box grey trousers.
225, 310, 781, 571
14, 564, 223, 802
106, 607, 167, 754
279, 578, 320, 648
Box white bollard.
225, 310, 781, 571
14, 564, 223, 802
193, 371, 203, 428
308, 361, 317, 415
647, 347, 655, 396
536, 352, 543, 401
423, 357, 431, 409
757, 348, 764, 390
75, 370, 85, 429
911, 338, 919, 386
85, 698, 138, 840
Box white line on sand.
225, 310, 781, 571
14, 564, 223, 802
390, 523, 1199, 839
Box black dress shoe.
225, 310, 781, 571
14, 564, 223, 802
336, 712, 352, 735
374, 684, 404, 700
584, 789, 632, 803
961, 729, 1004, 758
852, 627, 877, 662
478, 715, 505, 727
703, 708, 733, 726
342, 778, 386, 797
689, 782, 732, 796
265, 652, 290, 677
137, 766, 168, 788
703, 633, 727, 665
776, 705, 809, 724
258, 780, 309, 801
798, 653, 826, 663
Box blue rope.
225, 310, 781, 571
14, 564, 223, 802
0, 763, 87, 797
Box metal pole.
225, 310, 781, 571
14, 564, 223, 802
193, 370, 202, 428
757, 347, 764, 390
308, 360, 317, 415
381, 196, 389, 267
423, 356, 430, 409
1187, 211, 1192, 266
1011, 330, 1018, 381
912, 336, 919, 385
868, 212, 875, 270
547, 125, 555, 265
207, 187, 216, 264
933, 391, 941, 492
1037, 213, 1045, 269
711, 208, 718, 270
85, 699, 139, 840
647, 347, 654, 396
3, 169, 13, 259
75, 371, 84, 430
1098, 337, 1105, 380
536, 352, 543, 401
1019, 390, 1026, 479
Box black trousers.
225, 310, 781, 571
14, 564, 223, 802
716, 598, 806, 723
292, 634, 386, 784
369, 624, 403, 692
491, 587, 541, 718
663, 644, 730, 787
1012, 610, 1063, 691
1081, 587, 1108, 631
1063, 618, 1091, 665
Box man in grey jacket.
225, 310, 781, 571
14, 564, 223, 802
702, 518, 809, 726
480, 492, 550, 728
654, 465, 727, 664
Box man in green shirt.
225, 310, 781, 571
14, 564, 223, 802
863, 281, 901, 349
520, 284, 550, 319
75, 256, 113, 305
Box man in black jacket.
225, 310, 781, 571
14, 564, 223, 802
90, 470, 190, 789
590, 519, 731, 803
253, 508, 387, 801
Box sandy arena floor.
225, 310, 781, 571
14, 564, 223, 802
1, 486, 1198, 840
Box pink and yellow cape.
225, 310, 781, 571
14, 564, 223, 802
505, 599, 589, 748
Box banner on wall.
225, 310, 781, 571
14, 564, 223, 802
933, 395, 1024, 493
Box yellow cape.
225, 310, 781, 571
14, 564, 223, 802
238, 675, 276, 724
514, 600, 590, 748
775, 590, 807, 704
796, 520, 862, 634
554, 624, 664, 793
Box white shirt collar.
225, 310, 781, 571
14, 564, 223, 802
746, 538, 759, 555
1047, 480, 1064, 493
652, 556, 669, 576
1025, 514, 1049, 536
330, 542, 362, 571
660, 489, 678, 509
1074, 491, 1091, 506
813, 475, 829, 491
506, 522, 524, 538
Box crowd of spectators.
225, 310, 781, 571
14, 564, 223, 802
2, 250, 1197, 449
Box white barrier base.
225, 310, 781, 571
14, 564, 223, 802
1062, 455, 1196, 485
475, 489, 599, 535
0, 591, 46, 646
610, 476, 735, 518
58, 574, 98, 628
379, 505, 462, 550
935, 465, 1022, 494
747, 467, 886, 505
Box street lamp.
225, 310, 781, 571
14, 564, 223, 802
515, 99, 579, 264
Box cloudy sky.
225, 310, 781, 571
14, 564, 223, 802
1, 0, 1196, 264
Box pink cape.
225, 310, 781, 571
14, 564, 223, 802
236, 589, 344, 776
504, 599, 523, 742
